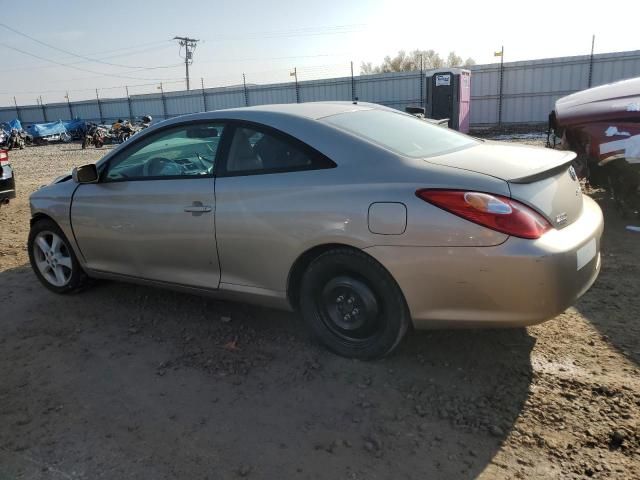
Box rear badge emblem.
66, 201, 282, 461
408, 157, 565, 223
568, 166, 578, 181
556, 212, 568, 225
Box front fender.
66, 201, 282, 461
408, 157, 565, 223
29, 180, 86, 266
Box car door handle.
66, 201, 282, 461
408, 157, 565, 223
184, 201, 212, 214
184, 206, 212, 212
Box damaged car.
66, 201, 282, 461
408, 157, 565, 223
548, 76, 640, 216
28, 102, 603, 358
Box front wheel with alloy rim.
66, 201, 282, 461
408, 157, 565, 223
28, 219, 90, 293
299, 248, 410, 359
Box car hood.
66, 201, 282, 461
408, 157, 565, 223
52, 173, 72, 184
423, 141, 575, 183
555, 76, 640, 127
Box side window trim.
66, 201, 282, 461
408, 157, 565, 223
99, 120, 229, 183
215, 120, 336, 178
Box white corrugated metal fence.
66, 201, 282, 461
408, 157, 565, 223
2, 50, 640, 128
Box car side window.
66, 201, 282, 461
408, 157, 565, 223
224, 125, 331, 174
104, 123, 225, 181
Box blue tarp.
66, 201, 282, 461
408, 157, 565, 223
24, 119, 87, 138
25, 120, 68, 138
0, 118, 22, 135
62, 119, 87, 135
4, 119, 22, 131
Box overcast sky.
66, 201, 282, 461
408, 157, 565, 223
1, 0, 639, 106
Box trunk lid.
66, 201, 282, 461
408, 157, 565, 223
425, 142, 583, 228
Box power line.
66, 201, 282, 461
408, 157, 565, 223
2, 58, 356, 103
0, 42, 184, 81
79, 40, 173, 59
0, 23, 172, 70
3, 43, 175, 73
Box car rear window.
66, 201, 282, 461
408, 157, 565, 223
323, 109, 477, 158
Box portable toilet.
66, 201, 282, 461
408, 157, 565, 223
425, 68, 471, 133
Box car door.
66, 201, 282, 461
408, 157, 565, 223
214, 122, 336, 292
70, 122, 226, 289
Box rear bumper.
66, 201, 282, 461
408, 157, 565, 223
365, 195, 603, 328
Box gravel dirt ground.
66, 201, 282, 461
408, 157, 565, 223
0, 140, 638, 479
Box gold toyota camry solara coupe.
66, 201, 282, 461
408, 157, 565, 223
28, 102, 603, 358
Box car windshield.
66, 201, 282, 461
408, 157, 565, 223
323, 109, 477, 158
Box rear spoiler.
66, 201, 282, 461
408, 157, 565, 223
509, 151, 576, 184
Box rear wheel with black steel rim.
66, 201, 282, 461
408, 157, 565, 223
28, 218, 90, 294
299, 248, 410, 359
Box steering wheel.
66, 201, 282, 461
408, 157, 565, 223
143, 157, 181, 177
193, 152, 211, 174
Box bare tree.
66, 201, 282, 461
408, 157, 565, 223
421, 49, 445, 69
360, 62, 376, 75
361, 49, 474, 74
446, 51, 463, 68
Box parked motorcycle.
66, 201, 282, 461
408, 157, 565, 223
82, 123, 108, 149
109, 119, 126, 143
118, 123, 134, 143
6, 129, 25, 150
109, 116, 152, 144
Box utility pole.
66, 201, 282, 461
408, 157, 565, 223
174, 36, 199, 90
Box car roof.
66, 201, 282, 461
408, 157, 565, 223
157, 101, 387, 127
213, 101, 378, 120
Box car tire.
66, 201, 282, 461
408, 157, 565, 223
299, 248, 410, 359
28, 219, 91, 294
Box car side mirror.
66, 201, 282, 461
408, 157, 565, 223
72, 164, 99, 183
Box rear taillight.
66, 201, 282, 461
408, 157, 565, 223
0, 150, 8, 166
416, 189, 551, 239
